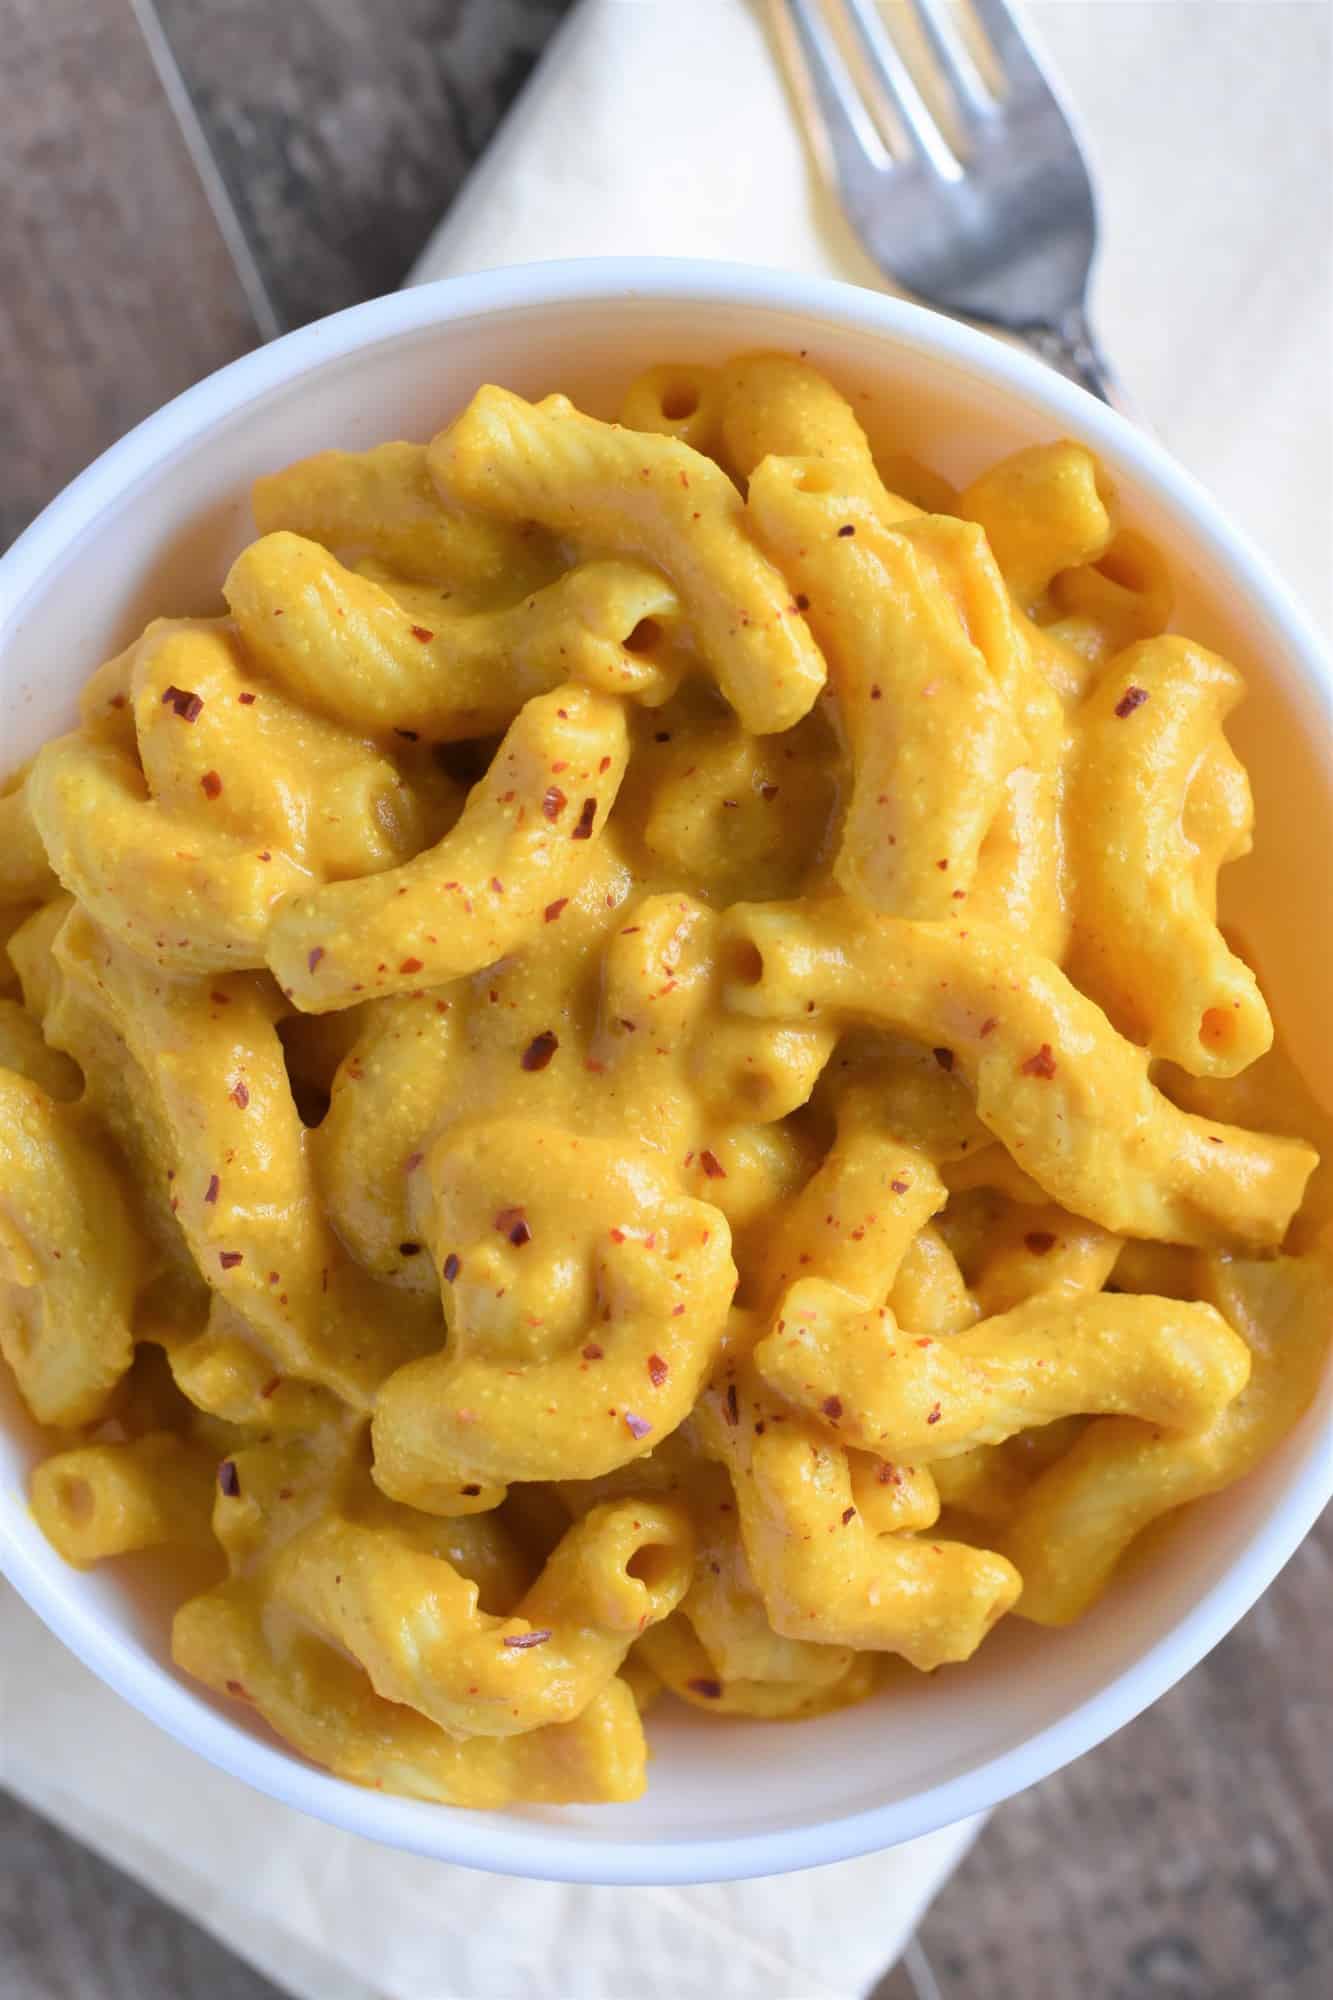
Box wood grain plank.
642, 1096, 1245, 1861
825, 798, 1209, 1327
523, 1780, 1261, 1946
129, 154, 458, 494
0, 1791, 285, 2000
0, 0, 261, 550
901, 1516, 1333, 2000
151, 0, 576, 332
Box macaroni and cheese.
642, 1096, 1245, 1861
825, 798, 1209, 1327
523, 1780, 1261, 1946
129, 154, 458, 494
2, 352, 1329, 1810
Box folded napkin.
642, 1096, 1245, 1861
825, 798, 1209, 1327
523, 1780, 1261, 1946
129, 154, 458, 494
4, 4, 1328, 1999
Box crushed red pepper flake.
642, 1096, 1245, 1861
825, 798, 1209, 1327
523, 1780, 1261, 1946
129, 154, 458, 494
442, 1253, 461, 1282
932, 1047, 954, 1072
890, 1177, 910, 1195
979, 1016, 998, 1036
307, 946, 325, 973
260, 1375, 282, 1399
395, 727, 419, 742
687, 1677, 723, 1698
572, 797, 597, 839
218, 1459, 240, 1496
161, 685, 203, 721
1115, 685, 1149, 718
582, 1343, 604, 1360
521, 1029, 559, 1072
200, 770, 223, 799
238, 691, 256, 705
624, 1412, 652, 1439
218, 1250, 244, 1270
870, 684, 882, 701
837, 523, 856, 537
544, 898, 568, 923
204, 1173, 220, 1204
876, 1463, 902, 1486
409, 624, 435, 643
209, 991, 231, 1006
495, 1205, 530, 1245
503, 1629, 552, 1649
821, 1395, 843, 1422
461, 1483, 482, 1496
759, 782, 779, 801
699, 1149, 726, 1179
841, 1506, 856, 1525
1021, 1043, 1058, 1079
1025, 1231, 1058, 1255
541, 785, 567, 821
795, 593, 810, 611
724, 1383, 739, 1426
230, 1080, 250, 1108
398, 1241, 422, 1257
926, 1403, 942, 1426
399, 956, 424, 975
647, 1353, 669, 1387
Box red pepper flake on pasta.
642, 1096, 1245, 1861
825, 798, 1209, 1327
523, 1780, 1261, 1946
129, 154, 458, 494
926, 1403, 942, 1426
503, 1629, 553, 1649
1115, 686, 1149, 718
1025, 1231, 1057, 1255
218, 1459, 241, 1496
890, 1177, 910, 1195
395, 727, 419, 742
687, 1677, 723, 1699
442, 1253, 461, 1282
238, 691, 256, 705
544, 898, 568, 923
1021, 1043, 1058, 1079
841, 1506, 856, 1525
724, 1383, 739, 1426
795, 593, 810, 611
979, 1016, 998, 1036
218, 1250, 243, 1270
541, 785, 567, 822
647, 1353, 669, 1388
161, 685, 203, 721
229, 1080, 250, 1109
399, 956, 424, 975
260, 1375, 282, 1399
837, 523, 856, 537
225, 1679, 251, 1699
521, 1030, 559, 1072
699, 1149, 726, 1179
624, 1412, 653, 1439
495, 1206, 530, 1247
821, 1395, 843, 1423
461, 1483, 481, 1496
404, 1151, 424, 1173
204, 1174, 219, 1204
876, 1463, 902, 1486
582, 1343, 604, 1361
409, 624, 435, 643
200, 770, 222, 799
572, 797, 597, 839
932, 1047, 954, 1072
307, 946, 325, 973
398, 1241, 422, 1257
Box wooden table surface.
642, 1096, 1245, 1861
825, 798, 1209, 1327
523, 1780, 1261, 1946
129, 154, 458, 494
2, 4, 1330, 1997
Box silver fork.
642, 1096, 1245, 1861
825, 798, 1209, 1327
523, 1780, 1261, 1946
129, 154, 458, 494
774, 0, 1126, 407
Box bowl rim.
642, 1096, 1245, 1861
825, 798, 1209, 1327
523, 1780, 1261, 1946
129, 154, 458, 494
1, 255, 1330, 1885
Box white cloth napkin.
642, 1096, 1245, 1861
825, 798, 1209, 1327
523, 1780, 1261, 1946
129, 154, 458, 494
4, 4, 1329, 1999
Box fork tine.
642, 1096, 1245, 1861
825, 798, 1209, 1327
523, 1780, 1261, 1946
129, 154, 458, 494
966, 0, 1049, 98
779, 0, 892, 196
903, 0, 995, 127
841, 0, 960, 178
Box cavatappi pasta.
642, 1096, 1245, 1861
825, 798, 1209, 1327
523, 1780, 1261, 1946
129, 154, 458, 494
3, 352, 1329, 1810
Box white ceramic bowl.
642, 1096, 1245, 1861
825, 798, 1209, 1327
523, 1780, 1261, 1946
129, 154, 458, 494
2, 260, 1331, 1885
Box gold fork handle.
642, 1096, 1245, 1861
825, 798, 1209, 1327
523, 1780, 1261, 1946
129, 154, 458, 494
1022, 305, 1132, 416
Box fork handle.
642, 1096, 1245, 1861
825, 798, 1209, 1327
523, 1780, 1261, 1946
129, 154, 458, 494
1023, 306, 1130, 414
